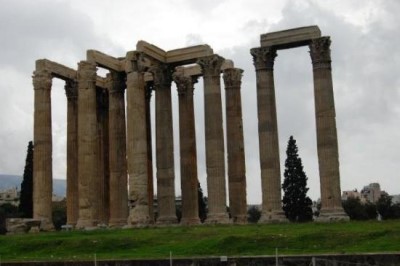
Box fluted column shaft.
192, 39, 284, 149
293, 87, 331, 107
65, 80, 78, 226
126, 52, 151, 225
310, 37, 347, 219
251, 47, 286, 222
76, 61, 100, 228
173, 72, 200, 225
32, 63, 54, 230
108, 71, 128, 227
145, 85, 154, 222
223, 68, 247, 224
151, 63, 177, 224
198, 55, 229, 223
97, 88, 109, 224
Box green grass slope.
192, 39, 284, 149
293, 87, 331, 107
0, 221, 399, 262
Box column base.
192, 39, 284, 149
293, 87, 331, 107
180, 217, 201, 226
128, 207, 152, 227
259, 210, 287, 223
108, 218, 128, 228
205, 212, 231, 224
156, 215, 178, 225
232, 215, 248, 224
36, 218, 54, 231
315, 208, 349, 222
75, 219, 99, 230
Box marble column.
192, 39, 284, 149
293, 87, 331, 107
145, 84, 155, 222
32, 63, 54, 230
76, 61, 100, 229
223, 68, 247, 224
309, 37, 348, 221
65, 79, 78, 226
198, 55, 230, 224
126, 52, 151, 225
250, 47, 286, 222
97, 88, 109, 225
150, 63, 177, 224
173, 71, 200, 225
107, 71, 128, 227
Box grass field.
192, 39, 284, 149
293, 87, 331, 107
0, 220, 399, 262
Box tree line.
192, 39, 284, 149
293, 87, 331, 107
2, 138, 400, 234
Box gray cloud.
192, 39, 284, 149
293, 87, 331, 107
1, 0, 399, 205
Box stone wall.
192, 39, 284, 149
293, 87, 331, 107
2, 254, 400, 266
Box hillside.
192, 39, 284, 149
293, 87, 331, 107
0, 174, 66, 197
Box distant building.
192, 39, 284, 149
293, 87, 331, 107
341, 190, 365, 203
361, 183, 383, 203
342, 183, 395, 204
0, 187, 19, 206
392, 195, 400, 204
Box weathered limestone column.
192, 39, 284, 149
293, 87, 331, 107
126, 52, 151, 225
198, 55, 230, 223
32, 61, 54, 230
107, 71, 128, 227
145, 84, 155, 222
76, 61, 100, 229
173, 70, 200, 225
223, 68, 247, 224
309, 37, 348, 221
150, 63, 177, 224
65, 79, 78, 226
250, 47, 286, 222
97, 88, 109, 225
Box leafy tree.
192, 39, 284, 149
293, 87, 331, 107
52, 199, 66, 230
377, 194, 393, 220
282, 136, 313, 222
198, 182, 207, 223
342, 197, 369, 220
247, 206, 261, 223
19, 141, 34, 218
391, 203, 400, 219
376, 194, 400, 220
0, 203, 20, 234
364, 202, 378, 220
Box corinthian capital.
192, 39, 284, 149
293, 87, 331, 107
77, 61, 97, 84
128, 51, 149, 73
32, 69, 52, 90
173, 72, 197, 96
197, 55, 224, 77
223, 68, 243, 89
108, 71, 126, 94
309, 37, 332, 68
148, 63, 173, 89
250, 47, 277, 71
65, 79, 78, 99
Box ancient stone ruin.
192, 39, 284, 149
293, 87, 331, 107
250, 26, 348, 222
31, 25, 347, 231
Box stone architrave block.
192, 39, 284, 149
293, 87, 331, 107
87, 50, 125, 72
166, 45, 213, 64
260, 25, 321, 49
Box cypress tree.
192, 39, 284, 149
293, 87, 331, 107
19, 141, 34, 218
282, 136, 313, 222
198, 182, 207, 223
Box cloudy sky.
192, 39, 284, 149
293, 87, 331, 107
0, 0, 399, 204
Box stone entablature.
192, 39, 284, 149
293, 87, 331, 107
32, 40, 247, 230
252, 25, 348, 222
32, 25, 347, 230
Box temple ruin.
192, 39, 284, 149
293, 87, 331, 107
32, 25, 347, 230
251, 26, 348, 221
